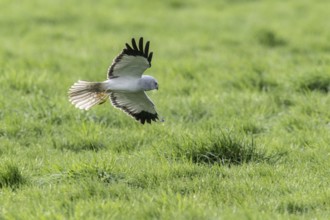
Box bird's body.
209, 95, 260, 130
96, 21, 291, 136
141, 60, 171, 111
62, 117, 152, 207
68, 38, 159, 124
104, 75, 157, 93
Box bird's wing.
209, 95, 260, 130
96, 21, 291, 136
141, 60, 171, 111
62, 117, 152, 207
110, 91, 158, 124
108, 37, 153, 79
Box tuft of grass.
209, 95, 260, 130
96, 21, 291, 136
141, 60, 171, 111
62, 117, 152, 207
241, 122, 265, 135
52, 137, 105, 152
65, 165, 125, 185
168, 0, 187, 9
0, 164, 26, 189
298, 75, 330, 93
246, 72, 278, 92
229, 66, 278, 92
277, 201, 318, 215
168, 131, 283, 166
256, 29, 287, 47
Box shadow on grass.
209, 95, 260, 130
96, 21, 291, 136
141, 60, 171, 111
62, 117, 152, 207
0, 164, 26, 189
169, 132, 285, 166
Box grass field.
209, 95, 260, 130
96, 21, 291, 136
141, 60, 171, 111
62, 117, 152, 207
0, 0, 330, 219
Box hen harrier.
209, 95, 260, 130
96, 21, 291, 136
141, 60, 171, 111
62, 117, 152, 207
68, 37, 159, 124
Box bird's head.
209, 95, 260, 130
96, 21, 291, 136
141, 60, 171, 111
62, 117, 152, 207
141, 75, 158, 91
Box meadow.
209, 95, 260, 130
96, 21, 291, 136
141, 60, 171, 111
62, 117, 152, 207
0, 0, 330, 219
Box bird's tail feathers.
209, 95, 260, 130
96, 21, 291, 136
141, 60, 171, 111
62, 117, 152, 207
68, 80, 109, 110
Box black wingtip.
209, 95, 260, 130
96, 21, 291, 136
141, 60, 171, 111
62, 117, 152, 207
125, 43, 133, 50
131, 38, 138, 50
138, 37, 144, 52
133, 111, 158, 124
148, 52, 153, 63
145, 41, 150, 56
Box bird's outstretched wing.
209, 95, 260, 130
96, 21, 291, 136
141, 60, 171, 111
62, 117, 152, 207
108, 37, 153, 79
110, 92, 158, 124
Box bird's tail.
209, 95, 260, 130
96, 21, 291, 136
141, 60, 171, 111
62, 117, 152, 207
68, 80, 109, 110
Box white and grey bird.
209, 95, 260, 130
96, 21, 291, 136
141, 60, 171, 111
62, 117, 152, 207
68, 37, 159, 124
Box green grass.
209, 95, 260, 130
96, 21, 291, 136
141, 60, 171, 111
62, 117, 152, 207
0, 0, 330, 219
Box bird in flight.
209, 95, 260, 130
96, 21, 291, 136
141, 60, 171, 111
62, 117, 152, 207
68, 37, 159, 124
